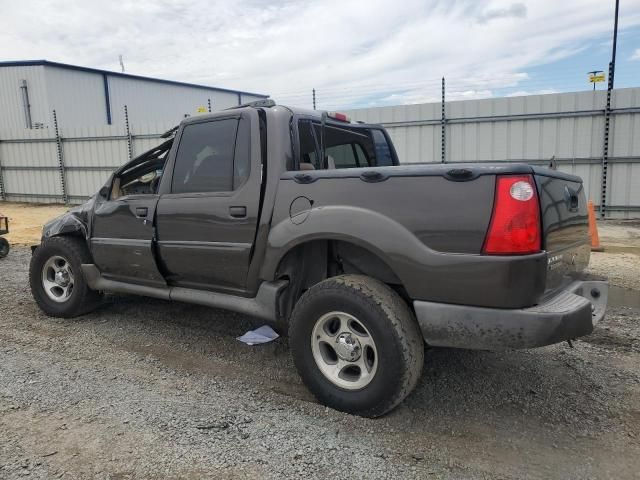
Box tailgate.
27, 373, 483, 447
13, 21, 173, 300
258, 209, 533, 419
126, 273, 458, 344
533, 167, 591, 291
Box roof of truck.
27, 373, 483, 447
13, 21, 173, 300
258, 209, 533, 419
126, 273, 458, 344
179, 101, 363, 128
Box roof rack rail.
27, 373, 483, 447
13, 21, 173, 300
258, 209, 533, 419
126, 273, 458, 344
225, 98, 276, 110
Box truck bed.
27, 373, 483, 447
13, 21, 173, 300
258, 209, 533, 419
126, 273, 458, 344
272, 162, 589, 309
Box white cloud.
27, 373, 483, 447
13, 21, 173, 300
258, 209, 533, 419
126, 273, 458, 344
632, 49, 640, 60
0, 0, 639, 109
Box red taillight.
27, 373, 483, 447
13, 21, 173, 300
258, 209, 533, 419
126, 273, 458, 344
482, 174, 541, 255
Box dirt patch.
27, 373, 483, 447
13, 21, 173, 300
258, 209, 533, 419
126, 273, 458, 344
597, 220, 640, 245
588, 252, 640, 290
0, 202, 68, 246
586, 220, 640, 290
582, 329, 638, 352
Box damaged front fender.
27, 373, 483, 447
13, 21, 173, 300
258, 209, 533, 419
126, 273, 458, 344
41, 195, 99, 242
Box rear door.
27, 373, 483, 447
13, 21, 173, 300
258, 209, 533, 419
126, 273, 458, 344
534, 168, 591, 291
155, 111, 262, 294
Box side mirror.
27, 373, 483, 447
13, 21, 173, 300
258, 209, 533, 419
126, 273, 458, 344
98, 186, 110, 199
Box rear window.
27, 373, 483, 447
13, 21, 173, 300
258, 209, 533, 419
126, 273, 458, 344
297, 120, 394, 171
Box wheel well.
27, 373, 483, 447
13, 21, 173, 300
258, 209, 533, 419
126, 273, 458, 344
46, 232, 93, 260
274, 240, 406, 321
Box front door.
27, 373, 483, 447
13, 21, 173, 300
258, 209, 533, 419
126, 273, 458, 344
91, 195, 165, 286
90, 143, 170, 287
155, 112, 262, 294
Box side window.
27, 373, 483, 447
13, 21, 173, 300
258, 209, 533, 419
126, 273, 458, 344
171, 119, 242, 194
295, 119, 393, 170
298, 120, 320, 170
353, 144, 368, 166
326, 144, 355, 168
111, 139, 172, 199
371, 129, 394, 167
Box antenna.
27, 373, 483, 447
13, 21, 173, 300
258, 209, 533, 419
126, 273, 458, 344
119, 55, 125, 73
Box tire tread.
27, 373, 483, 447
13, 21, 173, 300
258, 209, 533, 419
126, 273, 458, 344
289, 274, 424, 417
29, 236, 102, 318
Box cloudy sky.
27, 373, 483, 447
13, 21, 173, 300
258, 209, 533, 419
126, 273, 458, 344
1, 0, 640, 109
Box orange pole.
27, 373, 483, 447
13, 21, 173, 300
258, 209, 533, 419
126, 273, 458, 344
588, 200, 604, 252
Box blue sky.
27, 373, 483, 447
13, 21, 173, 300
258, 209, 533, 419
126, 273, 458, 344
491, 24, 640, 98
1, 0, 639, 109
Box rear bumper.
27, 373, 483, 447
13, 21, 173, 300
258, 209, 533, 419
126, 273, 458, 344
413, 279, 608, 350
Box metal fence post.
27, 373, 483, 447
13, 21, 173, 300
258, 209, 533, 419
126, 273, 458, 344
441, 77, 446, 163
600, 0, 619, 218
313, 89, 317, 110
124, 105, 133, 160
600, 62, 613, 218
0, 141, 6, 201
53, 110, 69, 204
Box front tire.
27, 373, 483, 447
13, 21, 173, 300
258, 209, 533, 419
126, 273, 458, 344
289, 275, 424, 417
29, 236, 102, 318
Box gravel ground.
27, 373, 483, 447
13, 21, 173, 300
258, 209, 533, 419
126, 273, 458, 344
588, 220, 640, 291
1, 243, 639, 478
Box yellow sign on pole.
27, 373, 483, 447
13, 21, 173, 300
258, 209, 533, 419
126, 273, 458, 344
588, 72, 606, 83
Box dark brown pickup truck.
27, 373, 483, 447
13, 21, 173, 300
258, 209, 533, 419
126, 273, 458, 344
29, 100, 608, 417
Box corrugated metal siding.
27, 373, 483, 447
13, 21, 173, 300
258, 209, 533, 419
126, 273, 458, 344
0, 127, 62, 203
107, 76, 240, 126
0, 88, 638, 217
61, 124, 128, 168
348, 90, 612, 163
44, 66, 106, 127
60, 124, 129, 198
0, 66, 50, 130
347, 88, 640, 218
608, 88, 640, 213
130, 121, 176, 158
0, 121, 176, 203
445, 92, 607, 163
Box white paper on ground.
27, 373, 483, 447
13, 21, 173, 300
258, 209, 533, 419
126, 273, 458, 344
237, 325, 279, 345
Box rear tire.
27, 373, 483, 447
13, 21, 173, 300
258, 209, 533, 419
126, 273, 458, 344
29, 236, 102, 318
0, 237, 9, 258
289, 274, 424, 417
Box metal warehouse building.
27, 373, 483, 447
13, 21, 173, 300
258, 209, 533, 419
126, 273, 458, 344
0, 60, 268, 130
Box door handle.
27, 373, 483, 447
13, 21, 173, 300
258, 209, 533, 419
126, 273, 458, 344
229, 206, 247, 218
135, 207, 148, 218
359, 171, 387, 183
